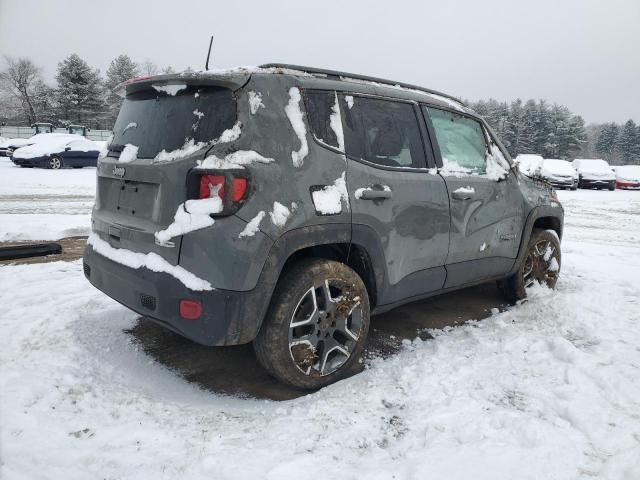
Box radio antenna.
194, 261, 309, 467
205, 35, 214, 71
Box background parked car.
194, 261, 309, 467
615, 165, 640, 189
0, 123, 56, 157
538, 159, 578, 189
11, 133, 102, 169
515, 154, 544, 177
572, 158, 616, 190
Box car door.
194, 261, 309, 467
422, 105, 525, 288
341, 94, 450, 306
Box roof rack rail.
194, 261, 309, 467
259, 63, 465, 106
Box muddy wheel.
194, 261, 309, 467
48, 156, 63, 169
498, 229, 561, 302
254, 259, 370, 390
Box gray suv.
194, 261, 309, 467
83, 64, 564, 389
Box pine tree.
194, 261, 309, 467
617, 120, 638, 164
105, 54, 139, 124
55, 53, 105, 127
595, 123, 619, 161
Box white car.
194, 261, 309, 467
539, 159, 578, 190
515, 154, 544, 176
615, 165, 640, 190
572, 159, 616, 190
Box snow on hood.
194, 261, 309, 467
540, 159, 577, 178
12, 134, 100, 159
573, 159, 614, 178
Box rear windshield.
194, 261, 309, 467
110, 85, 236, 159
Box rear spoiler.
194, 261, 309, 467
115, 71, 251, 97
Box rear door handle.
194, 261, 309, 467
357, 186, 393, 200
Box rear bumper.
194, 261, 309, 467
83, 245, 272, 346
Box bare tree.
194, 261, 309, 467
139, 59, 159, 76
0, 56, 42, 124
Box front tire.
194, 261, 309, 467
498, 229, 561, 302
254, 259, 370, 390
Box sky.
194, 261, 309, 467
0, 0, 638, 124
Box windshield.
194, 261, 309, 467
110, 85, 236, 159
69, 127, 85, 135
34, 125, 53, 134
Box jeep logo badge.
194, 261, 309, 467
112, 166, 125, 178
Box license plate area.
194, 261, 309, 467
117, 181, 159, 220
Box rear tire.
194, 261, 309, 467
253, 259, 370, 390
498, 229, 561, 302
48, 156, 63, 169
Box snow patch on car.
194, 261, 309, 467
87, 233, 212, 291
122, 122, 137, 134
312, 172, 349, 215
118, 144, 139, 163
198, 150, 274, 169
285, 87, 309, 167
329, 93, 345, 151
152, 84, 187, 96
248, 91, 265, 114
485, 144, 510, 181
238, 211, 266, 238
154, 192, 223, 245
269, 201, 292, 227
154, 139, 205, 163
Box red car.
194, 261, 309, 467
615, 166, 640, 189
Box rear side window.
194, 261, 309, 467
304, 91, 340, 149
111, 85, 236, 159
425, 107, 487, 174
341, 96, 426, 168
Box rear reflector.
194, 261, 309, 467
179, 300, 202, 320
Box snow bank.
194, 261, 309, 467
87, 233, 212, 291
197, 150, 274, 170
2, 187, 640, 479
0, 213, 91, 241
248, 91, 265, 114
119, 144, 139, 163
284, 87, 309, 167
154, 195, 223, 244
329, 93, 345, 151
238, 211, 265, 238
152, 84, 187, 96
12, 134, 100, 160
311, 172, 349, 214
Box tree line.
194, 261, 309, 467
1, 54, 639, 165
468, 99, 640, 165
0, 54, 178, 130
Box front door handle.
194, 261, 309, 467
451, 186, 475, 200
357, 186, 393, 200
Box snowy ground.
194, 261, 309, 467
1, 167, 640, 478
0, 161, 94, 241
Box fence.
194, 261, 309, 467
0, 126, 112, 141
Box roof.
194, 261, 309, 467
260, 63, 465, 106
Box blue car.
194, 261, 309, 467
11, 133, 102, 169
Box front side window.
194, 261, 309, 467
425, 107, 487, 175
341, 96, 426, 168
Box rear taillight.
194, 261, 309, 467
190, 169, 250, 216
